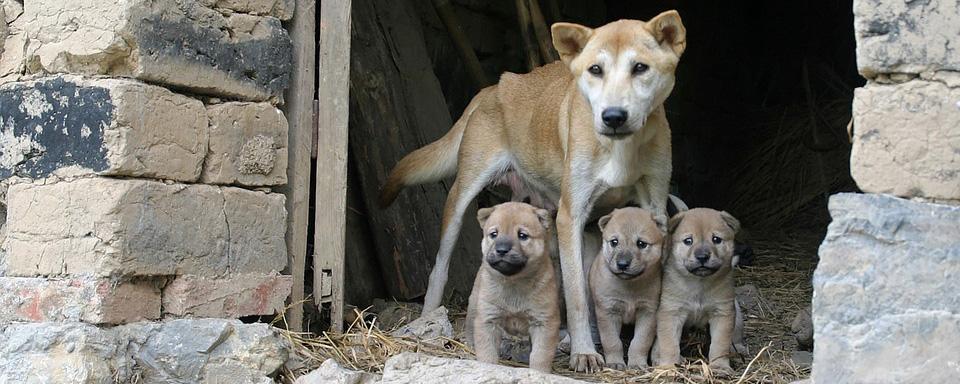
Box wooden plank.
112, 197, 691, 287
279, 0, 317, 332
315, 0, 351, 332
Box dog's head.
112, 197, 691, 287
552, 11, 685, 140
667, 208, 740, 277
477, 202, 553, 277
597, 207, 664, 279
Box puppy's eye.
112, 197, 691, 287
489, 230, 498, 239
588, 64, 603, 77
637, 239, 648, 249
632, 63, 649, 75
682, 237, 693, 246
712, 235, 722, 244
609, 238, 619, 247
518, 231, 529, 241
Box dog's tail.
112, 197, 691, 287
379, 90, 485, 208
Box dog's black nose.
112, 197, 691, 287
602, 107, 628, 128
695, 251, 710, 263
495, 241, 512, 255
616, 259, 631, 271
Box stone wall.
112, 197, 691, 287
0, 0, 293, 382
813, 1, 960, 382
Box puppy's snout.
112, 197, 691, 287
601, 107, 628, 128
495, 240, 512, 255
694, 247, 711, 263
615, 255, 631, 271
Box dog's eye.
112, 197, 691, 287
682, 237, 693, 246
637, 239, 648, 249
588, 64, 603, 77
712, 235, 722, 244
632, 62, 649, 75
489, 230, 498, 239
518, 231, 529, 241
609, 238, 619, 247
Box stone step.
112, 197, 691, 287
3, 177, 287, 278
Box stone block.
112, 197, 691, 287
294, 359, 380, 384
3, 177, 287, 277
0, 276, 160, 324
22, 0, 292, 101
202, 102, 288, 186
0, 322, 131, 384
204, 0, 295, 20
0, 75, 207, 181
851, 80, 960, 201
854, 0, 960, 77
163, 272, 292, 318
0, 0, 24, 83
380, 352, 586, 383
813, 193, 960, 383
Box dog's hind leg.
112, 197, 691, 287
422, 150, 509, 313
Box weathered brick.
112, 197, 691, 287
851, 80, 960, 201
0, 75, 208, 181
202, 102, 288, 186
0, 0, 24, 83
0, 319, 289, 384
814, 193, 960, 383
854, 0, 960, 77
21, 0, 292, 101
0, 277, 160, 324
204, 0, 295, 20
3, 177, 287, 277
163, 273, 292, 318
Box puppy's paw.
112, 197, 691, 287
569, 352, 604, 373
709, 362, 735, 378
627, 361, 649, 370
605, 360, 626, 371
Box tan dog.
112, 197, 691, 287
656, 208, 742, 374
465, 202, 560, 373
380, 12, 686, 372
589, 207, 663, 370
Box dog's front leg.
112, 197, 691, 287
528, 317, 560, 373
557, 189, 604, 372
473, 314, 501, 366
595, 309, 625, 370
655, 308, 685, 367
628, 309, 657, 369
637, 170, 671, 230
708, 305, 736, 375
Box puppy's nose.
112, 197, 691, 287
694, 250, 711, 263
602, 107, 628, 128
616, 259, 631, 271
495, 241, 512, 255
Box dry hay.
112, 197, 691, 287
279, 232, 816, 383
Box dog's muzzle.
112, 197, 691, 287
486, 253, 527, 276
686, 265, 719, 277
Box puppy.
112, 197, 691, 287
589, 207, 663, 370
465, 202, 560, 373
656, 208, 742, 374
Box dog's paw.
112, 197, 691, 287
627, 361, 649, 370
569, 352, 604, 373
709, 362, 735, 378
605, 360, 626, 371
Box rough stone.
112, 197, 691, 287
813, 193, 960, 383
391, 306, 453, 346
203, 0, 295, 20
0, 319, 289, 384
0, 0, 25, 83
203, 102, 288, 186
294, 359, 380, 384
854, 0, 960, 77
0, 75, 207, 181
3, 178, 287, 277
163, 272, 292, 318
21, 0, 292, 101
791, 305, 813, 351
370, 299, 423, 330
380, 352, 587, 383
851, 80, 960, 201
0, 277, 160, 324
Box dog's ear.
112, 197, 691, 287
597, 213, 613, 232
719, 211, 741, 234
667, 211, 686, 234
647, 10, 686, 57
552, 22, 593, 65
477, 207, 495, 228
534, 208, 553, 230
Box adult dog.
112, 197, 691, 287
380, 11, 686, 372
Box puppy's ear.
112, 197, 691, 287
552, 22, 593, 65
667, 211, 687, 234
719, 211, 741, 234
477, 207, 495, 228
647, 10, 686, 57
534, 208, 553, 230
597, 213, 613, 232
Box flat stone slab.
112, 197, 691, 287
0, 276, 160, 324
814, 193, 960, 383
854, 0, 960, 77
0, 75, 208, 181
0, 319, 289, 384
851, 80, 960, 201
21, 0, 292, 101
380, 353, 587, 383
3, 177, 287, 278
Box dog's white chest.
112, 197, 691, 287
596, 145, 642, 188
